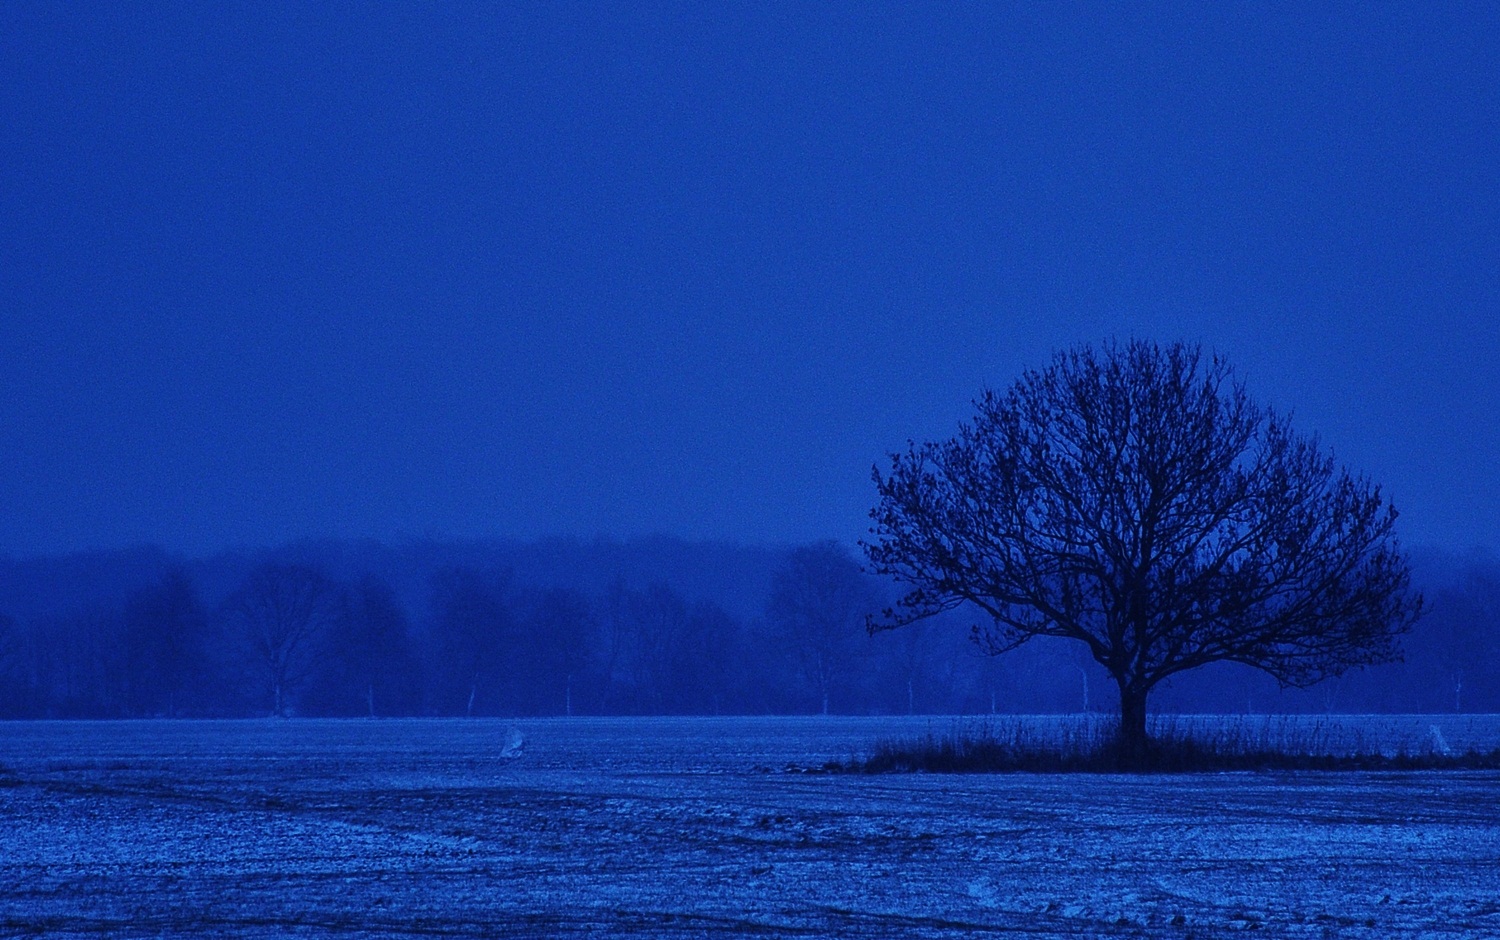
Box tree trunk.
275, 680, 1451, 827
1116, 682, 1149, 769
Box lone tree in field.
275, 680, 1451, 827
865, 340, 1421, 762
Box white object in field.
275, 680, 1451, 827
500, 727, 526, 759
1429, 725, 1451, 756
501, 725, 525, 761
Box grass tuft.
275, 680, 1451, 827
847, 716, 1500, 774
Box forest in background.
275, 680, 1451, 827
0, 536, 1493, 719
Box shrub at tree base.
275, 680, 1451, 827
850, 717, 1500, 773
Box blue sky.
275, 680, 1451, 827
2, 4, 1496, 556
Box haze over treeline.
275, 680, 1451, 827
0, 536, 1493, 720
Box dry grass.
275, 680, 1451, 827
851, 715, 1500, 773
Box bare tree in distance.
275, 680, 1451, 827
596, 579, 631, 712
514, 586, 593, 715
626, 583, 691, 714
227, 563, 341, 717
866, 340, 1421, 763
1423, 563, 1500, 712
767, 541, 880, 715
0, 612, 19, 713
675, 600, 742, 715
317, 575, 421, 718
121, 569, 208, 717
428, 567, 511, 717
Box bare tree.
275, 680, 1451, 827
0, 612, 20, 715
1422, 563, 1500, 712
866, 340, 1421, 762
313, 575, 421, 718
428, 567, 511, 717
28, 608, 123, 716
121, 569, 208, 717
596, 579, 632, 712
226, 563, 340, 717
514, 586, 593, 715
625, 583, 690, 713
767, 541, 879, 715
664, 600, 741, 715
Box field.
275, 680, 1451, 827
3, 716, 1500, 938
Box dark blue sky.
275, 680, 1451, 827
2, 4, 1497, 557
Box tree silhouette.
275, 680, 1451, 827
311, 576, 421, 717
623, 583, 690, 713
1419, 562, 1500, 712
427, 567, 511, 717
226, 563, 340, 717
0, 612, 20, 715
120, 569, 208, 717
767, 541, 879, 715
866, 340, 1421, 763
513, 586, 593, 715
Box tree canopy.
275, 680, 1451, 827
865, 340, 1422, 761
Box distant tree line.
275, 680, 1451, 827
0, 540, 913, 718
0, 537, 1493, 718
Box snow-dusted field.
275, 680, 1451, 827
3, 716, 1499, 938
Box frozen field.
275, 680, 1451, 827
3, 716, 1500, 938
